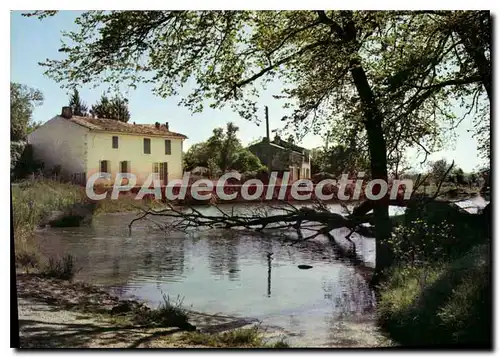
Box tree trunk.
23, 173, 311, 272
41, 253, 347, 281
350, 60, 393, 287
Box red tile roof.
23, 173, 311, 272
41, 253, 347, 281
65, 116, 187, 139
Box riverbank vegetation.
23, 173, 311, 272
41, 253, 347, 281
13, 179, 84, 271
377, 202, 491, 347
12, 178, 163, 272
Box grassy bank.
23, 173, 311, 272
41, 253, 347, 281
12, 179, 164, 271
377, 202, 491, 348
12, 180, 84, 269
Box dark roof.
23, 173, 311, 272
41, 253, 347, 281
248, 137, 308, 155
272, 137, 309, 153
64, 116, 187, 139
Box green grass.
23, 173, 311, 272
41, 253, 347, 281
267, 337, 291, 348
93, 194, 165, 215
133, 293, 193, 330
13, 179, 163, 270
377, 244, 491, 347
182, 326, 263, 348
12, 179, 85, 270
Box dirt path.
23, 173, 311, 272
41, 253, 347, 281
15, 274, 285, 348
18, 297, 190, 348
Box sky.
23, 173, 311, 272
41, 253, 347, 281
10, 11, 487, 173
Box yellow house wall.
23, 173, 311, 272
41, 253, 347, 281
27, 116, 88, 179
86, 131, 184, 185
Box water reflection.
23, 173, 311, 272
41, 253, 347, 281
34, 204, 415, 347
207, 231, 240, 280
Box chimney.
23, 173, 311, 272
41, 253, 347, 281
165, 122, 169, 131
155, 122, 160, 129
61, 106, 73, 119
265, 106, 270, 142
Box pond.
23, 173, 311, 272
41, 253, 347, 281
34, 200, 485, 347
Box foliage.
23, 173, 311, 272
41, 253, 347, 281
183, 122, 265, 175
448, 167, 465, 185
183, 143, 210, 171
31, 10, 491, 274
183, 326, 263, 348
41, 254, 77, 280
34, 11, 490, 159
390, 201, 488, 265
69, 89, 89, 116
91, 94, 131, 122
11, 141, 27, 175
12, 179, 84, 269
378, 244, 490, 347
231, 149, 265, 173
310, 144, 370, 177
12, 144, 45, 180
134, 293, 191, 329
428, 159, 450, 183
270, 338, 291, 348
10, 82, 44, 141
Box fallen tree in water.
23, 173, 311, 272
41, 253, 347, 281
129, 194, 487, 251
128, 164, 490, 285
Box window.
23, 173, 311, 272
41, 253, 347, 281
159, 162, 168, 181
120, 161, 130, 173
152, 162, 168, 181
165, 140, 172, 155
99, 160, 110, 177
152, 162, 159, 181
112, 136, 119, 149
144, 138, 151, 154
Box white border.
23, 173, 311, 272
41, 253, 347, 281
3, 3, 498, 357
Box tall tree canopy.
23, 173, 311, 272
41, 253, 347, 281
183, 122, 265, 175
29, 10, 491, 277
91, 94, 131, 122
10, 82, 44, 141
68, 89, 89, 116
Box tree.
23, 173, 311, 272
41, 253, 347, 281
449, 167, 465, 185
429, 159, 450, 183
69, 89, 89, 116
231, 149, 265, 174
183, 142, 211, 171
91, 94, 130, 122
311, 144, 370, 178
31, 10, 490, 280
10, 82, 44, 141
183, 122, 265, 174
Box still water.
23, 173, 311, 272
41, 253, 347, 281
34, 201, 482, 347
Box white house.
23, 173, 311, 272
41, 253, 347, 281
28, 107, 187, 185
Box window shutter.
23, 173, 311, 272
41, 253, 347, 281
165, 140, 171, 155
112, 136, 119, 148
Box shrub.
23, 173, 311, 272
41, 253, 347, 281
389, 201, 487, 265
12, 143, 44, 180
12, 179, 84, 269
41, 254, 77, 280
269, 337, 290, 348
378, 245, 491, 347
183, 326, 263, 348
134, 293, 192, 330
